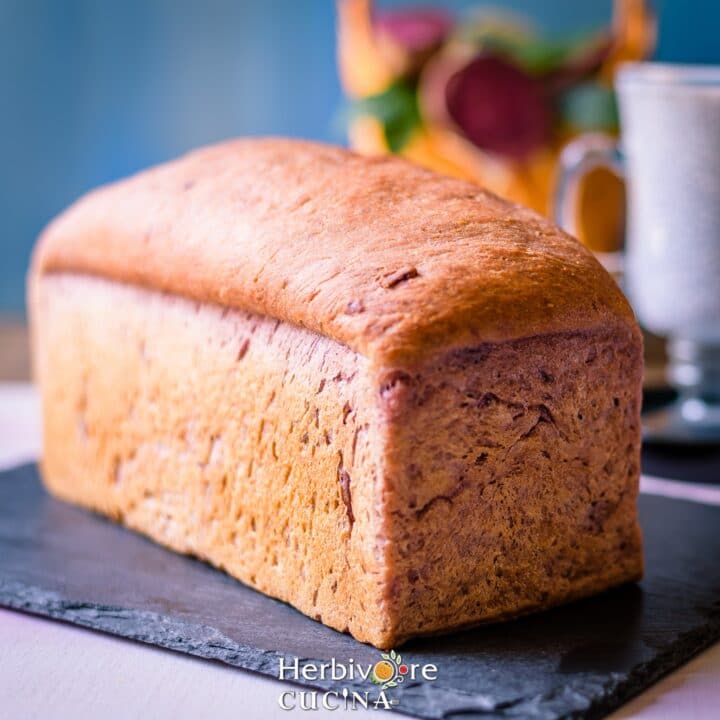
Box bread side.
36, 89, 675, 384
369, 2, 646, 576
378, 328, 643, 643
32, 273, 394, 646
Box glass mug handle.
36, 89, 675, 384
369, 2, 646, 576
554, 133, 625, 277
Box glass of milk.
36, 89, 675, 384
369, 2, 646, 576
558, 63, 720, 444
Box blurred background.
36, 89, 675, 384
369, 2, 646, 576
1, 0, 719, 380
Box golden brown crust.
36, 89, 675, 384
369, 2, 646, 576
33, 137, 636, 366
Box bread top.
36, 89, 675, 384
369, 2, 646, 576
34, 138, 638, 366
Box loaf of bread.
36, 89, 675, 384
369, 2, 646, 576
30, 138, 643, 648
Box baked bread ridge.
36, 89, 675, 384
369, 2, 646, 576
33, 137, 636, 366
32, 271, 643, 649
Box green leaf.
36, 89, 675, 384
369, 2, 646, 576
390, 649, 397, 659
381, 653, 390, 660
349, 80, 421, 153
462, 24, 606, 77
559, 82, 619, 131
483, 35, 570, 75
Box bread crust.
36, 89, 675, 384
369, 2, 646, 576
32, 138, 636, 366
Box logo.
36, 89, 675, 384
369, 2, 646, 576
370, 650, 408, 690
277, 651, 437, 711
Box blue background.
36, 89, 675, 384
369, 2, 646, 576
1, 0, 718, 314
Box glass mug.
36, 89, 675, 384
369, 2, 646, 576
556, 63, 720, 444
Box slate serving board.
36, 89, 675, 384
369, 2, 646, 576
2, 464, 720, 720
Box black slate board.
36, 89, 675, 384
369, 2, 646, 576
642, 443, 720, 485
2, 464, 720, 720
641, 389, 720, 479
